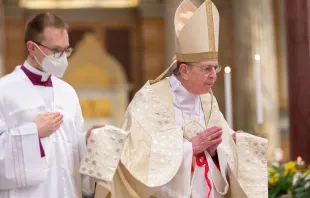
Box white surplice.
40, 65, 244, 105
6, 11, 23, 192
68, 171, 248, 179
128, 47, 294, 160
154, 75, 227, 198
0, 62, 93, 198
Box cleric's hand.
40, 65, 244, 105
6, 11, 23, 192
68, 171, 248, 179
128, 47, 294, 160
35, 112, 63, 138
232, 130, 243, 143
192, 126, 222, 155
86, 124, 105, 144
206, 140, 221, 157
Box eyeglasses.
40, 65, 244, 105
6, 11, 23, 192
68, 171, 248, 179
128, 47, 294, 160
33, 41, 73, 58
189, 64, 222, 74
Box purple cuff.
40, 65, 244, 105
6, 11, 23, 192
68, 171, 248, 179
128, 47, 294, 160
38, 137, 45, 157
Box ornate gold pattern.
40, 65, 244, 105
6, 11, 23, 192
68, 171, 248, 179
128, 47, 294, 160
236, 133, 268, 197
176, 51, 218, 62
206, 0, 215, 51
80, 125, 129, 182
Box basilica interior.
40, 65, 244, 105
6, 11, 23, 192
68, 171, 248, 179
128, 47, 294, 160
0, 0, 309, 165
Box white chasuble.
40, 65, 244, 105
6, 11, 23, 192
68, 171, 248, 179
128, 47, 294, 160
0, 64, 92, 198
152, 75, 227, 198
81, 78, 268, 198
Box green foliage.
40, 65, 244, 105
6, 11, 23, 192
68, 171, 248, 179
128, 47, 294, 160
268, 161, 310, 198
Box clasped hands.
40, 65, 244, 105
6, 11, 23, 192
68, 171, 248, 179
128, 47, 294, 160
192, 126, 243, 157
192, 126, 222, 157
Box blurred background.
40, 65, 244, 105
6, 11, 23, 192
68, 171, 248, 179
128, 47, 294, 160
0, 0, 309, 163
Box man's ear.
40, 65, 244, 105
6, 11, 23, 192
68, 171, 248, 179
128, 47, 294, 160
26, 41, 36, 56
180, 63, 189, 80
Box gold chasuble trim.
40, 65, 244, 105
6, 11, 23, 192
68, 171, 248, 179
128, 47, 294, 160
176, 51, 218, 62
206, 0, 215, 51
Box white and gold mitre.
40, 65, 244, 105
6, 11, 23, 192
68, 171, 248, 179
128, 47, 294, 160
151, 0, 219, 83
175, 0, 219, 62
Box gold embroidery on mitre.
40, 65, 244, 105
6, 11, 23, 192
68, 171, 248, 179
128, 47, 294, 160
206, 0, 215, 51
176, 51, 218, 62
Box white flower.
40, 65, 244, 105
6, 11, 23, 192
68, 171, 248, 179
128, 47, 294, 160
270, 162, 280, 168
305, 182, 310, 189
293, 172, 303, 186
305, 173, 310, 181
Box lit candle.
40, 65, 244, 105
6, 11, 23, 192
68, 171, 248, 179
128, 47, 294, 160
255, 54, 263, 124
296, 156, 305, 169
224, 66, 233, 128
274, 148, 283, 162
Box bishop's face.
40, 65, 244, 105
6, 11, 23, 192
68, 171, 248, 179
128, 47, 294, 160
179, 60, 220, 95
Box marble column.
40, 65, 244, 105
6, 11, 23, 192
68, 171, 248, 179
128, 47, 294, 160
163, 0, 181, 66
211, 0, 234, 116
0, 0, 4, 77
232, 0, 280, 160
284, 0, 310, 163
272, 0, 290, 162
139, 0, 165, 82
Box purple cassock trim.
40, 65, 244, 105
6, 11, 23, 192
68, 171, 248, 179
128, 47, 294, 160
21, 65, 53, 87
21, 65, 49, 157
38, 137, 45, 157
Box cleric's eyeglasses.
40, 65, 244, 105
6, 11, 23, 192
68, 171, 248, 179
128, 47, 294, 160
33, 41, 73, 58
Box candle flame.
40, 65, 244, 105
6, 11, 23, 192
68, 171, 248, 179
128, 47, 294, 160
225, 66, 231, 74
255, 54, 261, 60
297, 156, 302, 161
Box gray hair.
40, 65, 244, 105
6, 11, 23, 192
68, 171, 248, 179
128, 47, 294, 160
172, 61, 191, 76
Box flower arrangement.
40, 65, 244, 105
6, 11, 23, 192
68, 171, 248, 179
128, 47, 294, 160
268, 156, 310, 198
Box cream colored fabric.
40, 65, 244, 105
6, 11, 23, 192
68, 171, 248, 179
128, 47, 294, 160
121, 81, 184, 187
183, 120, 206, 141
154, 75, 222, 197
236, 133, 268, 197
175, 0, 219, 62
80, 79, 267, 198
80, 125, 129, 182
226, 166, 248, 198
174, 0, 197, 37
153, 142, 193, 197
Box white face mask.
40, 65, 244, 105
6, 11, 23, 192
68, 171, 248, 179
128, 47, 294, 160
33, 43, 68, 77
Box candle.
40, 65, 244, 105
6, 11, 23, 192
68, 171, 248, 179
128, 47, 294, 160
255, 54, 263, 124
297, 156, 302, 162
224, 66, 233, 128
296, 156, 305, 169
274, 148, 283, 162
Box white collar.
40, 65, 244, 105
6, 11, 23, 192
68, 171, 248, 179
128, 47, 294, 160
23, 61, 51, 82
169, 74, 200, 111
